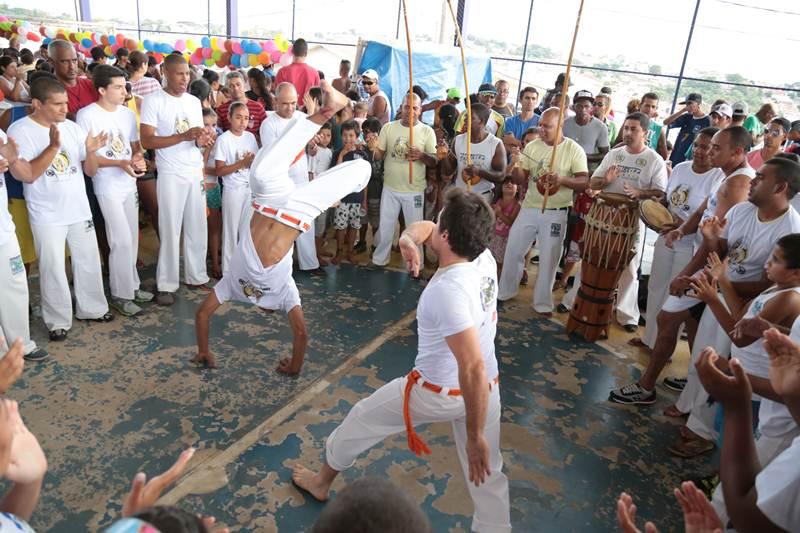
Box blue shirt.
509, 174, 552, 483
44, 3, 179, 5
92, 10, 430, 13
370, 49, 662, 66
504, 113, 540, 141
669, 113, 710, 166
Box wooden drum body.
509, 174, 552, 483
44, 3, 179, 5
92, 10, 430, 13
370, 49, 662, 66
566, 193, 639, 341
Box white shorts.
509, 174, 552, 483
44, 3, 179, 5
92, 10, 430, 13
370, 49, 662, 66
662, 293, 702, 313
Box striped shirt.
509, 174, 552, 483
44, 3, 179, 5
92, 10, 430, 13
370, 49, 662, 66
216, 98, 267, 137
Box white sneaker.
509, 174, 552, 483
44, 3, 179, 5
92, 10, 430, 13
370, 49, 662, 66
111, 298, 142, 317
134, 289, 154, 303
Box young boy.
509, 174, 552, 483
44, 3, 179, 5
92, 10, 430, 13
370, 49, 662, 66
330, 120, 368, 264
76, 65, 152, 316
214, 102, 258, 275
307, 122, 333, 262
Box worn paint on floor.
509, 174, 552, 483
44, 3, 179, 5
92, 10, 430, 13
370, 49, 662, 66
4, 264, 707, 532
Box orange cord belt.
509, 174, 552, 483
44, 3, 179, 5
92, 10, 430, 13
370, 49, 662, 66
402, 369, 499, 456
252, 202, 312, 233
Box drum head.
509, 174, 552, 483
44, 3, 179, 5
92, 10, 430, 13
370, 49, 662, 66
597, 192, 637, 207
640, 199, 676, 231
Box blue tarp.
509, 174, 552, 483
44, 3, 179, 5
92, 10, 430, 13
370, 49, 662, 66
357, 40, 493, 118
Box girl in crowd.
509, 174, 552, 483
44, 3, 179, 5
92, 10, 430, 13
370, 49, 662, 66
0, 56, 31, 103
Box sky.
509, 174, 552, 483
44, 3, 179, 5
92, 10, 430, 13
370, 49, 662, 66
9, 0, 800, 87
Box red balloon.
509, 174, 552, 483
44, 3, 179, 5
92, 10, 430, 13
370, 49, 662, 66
116, 33, 125, 45
100, 35, 109, 46
224, 39, 233, 53
69, 33, 79, 44
27, 31, 40, 42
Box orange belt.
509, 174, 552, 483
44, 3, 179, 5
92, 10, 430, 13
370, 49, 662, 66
402, 369, 499, 456
252, 202, 312, 233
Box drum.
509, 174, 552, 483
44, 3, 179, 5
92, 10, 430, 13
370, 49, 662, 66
640, 199, 681, 232
566, 192, 639, 341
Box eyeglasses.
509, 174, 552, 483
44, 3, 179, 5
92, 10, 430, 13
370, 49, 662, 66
764, 129, 784, 137
362, 81, 374, 86
593, 102, 606, 107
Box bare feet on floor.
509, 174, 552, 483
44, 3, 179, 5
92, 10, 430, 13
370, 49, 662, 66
193, 352, 217, 368
291, 464, 330, 501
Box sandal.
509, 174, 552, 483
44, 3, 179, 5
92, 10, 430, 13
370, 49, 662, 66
627, 337, 648, 348
83, 312, 115, 323
49, 329, 68, 341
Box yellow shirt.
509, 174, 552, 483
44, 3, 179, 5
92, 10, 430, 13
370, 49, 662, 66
520, 138, 588, 209
379, 120, 437, 193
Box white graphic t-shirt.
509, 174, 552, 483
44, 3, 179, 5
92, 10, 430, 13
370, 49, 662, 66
213, 130, 259, 190
666, 161, 724, 249
9, 117, 91, 226
76, 102, 139, 196
593, 145, 668, 196
454, 132, 502, 195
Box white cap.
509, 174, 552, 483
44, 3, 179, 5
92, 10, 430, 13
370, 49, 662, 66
361, 69, 379, 81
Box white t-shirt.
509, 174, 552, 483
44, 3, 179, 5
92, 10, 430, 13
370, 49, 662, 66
308, 146, 332, 178
414, 249, 500, 389
259, 111, 308, 185
722, 202, 800, 282
755, 434, 800, 531
755, 316, 800, 438
701, 165, 756, 224
9, 117, 91, 226
666, 161, 725, 249
75, 103, 139, 196
0, 129, 15, 245
139, 90, 204, 181
213, 130, 258, 190
454, 133, 502, 195
593, 145, 667, 196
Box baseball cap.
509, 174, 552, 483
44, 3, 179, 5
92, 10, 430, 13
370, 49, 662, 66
361, 69, 379, 81
478, 83, 497, 95
573, 89, 594, 103
710, 103, 733, 118
679, 93, 702, 105
732, 101, 748, 117
446, 87, 462, 99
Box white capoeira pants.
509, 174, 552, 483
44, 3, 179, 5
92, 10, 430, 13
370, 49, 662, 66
641, 237, 693, 348
30, 220, 108, 331
221, 185, 251, 275
498, 206, 568, 313
0, 237, 37, 354
562, 220, 644, 326
710, 427, 800, 527
96, 191, 140, 300
325, 375, 511, 533
156, 174, 209, 293
371, 188, 424, 267
680, 304, 732, 438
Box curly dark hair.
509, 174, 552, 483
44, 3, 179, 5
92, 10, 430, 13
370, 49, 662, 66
438, 188, 495, 261
134, 506, 209, 533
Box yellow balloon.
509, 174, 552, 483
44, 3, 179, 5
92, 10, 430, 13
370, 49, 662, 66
137, 40, 145, 50
186, 39, 197, 52
248, 53, 259, 66
210, 37, 219, 50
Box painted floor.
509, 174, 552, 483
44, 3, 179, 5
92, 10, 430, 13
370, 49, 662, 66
4, 260, 708, 532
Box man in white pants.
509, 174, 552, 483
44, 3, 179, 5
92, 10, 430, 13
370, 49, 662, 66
369, 93, 437, 269
8, 76, 113, 342
76, 64, 153, 316
293, 189, 511, 533
498, 107, 588, 316
560, 112, 667, 331
608, 126, 754, 408
196, 82, 370, 372
0, 131, 47, 361
260, 82, 321, 273
141, 54, 216, 306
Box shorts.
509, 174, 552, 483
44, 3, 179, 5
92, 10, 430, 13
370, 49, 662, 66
333, 202, 362, 231
314, 209, 328, 238
206, 184, 222, 210
565, 240, 581, 263
488, 233, 508, 264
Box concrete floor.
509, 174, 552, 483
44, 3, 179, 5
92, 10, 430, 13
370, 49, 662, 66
3, 250, 706, 532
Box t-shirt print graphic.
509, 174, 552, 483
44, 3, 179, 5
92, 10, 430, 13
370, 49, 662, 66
728, 238, 749, 275
670, 184, 691, 213
46, 150, 78, 181
106, 131, 131, 159
391, 136, 410, 161
175, 116, 190, 135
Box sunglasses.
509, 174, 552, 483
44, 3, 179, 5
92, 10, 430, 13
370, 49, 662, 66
362, 80, 374, 86
764, 129, 784, 137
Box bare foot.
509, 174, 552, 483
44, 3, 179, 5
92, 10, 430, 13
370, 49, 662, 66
193, 352, 217, 368
331, 255, 341, 265
663, 404, 688, 418
292, 464, 330, 501
553, 280, 566, 290
345, 253, 355, 264
276, 357, 302, 376
318, 256, 330, 267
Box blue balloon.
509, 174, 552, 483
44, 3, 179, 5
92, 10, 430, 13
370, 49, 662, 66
108, 35, 116, 45
81, 38, 92, 48
201, 36, 211, 48
159, 43, 171, 54
143, 39, 153, 51
231, 54, 241, 66
43, 37, 51, 45
239, 54, 249, 67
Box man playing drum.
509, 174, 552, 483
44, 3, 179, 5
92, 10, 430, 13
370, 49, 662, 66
560, 112, 668, 333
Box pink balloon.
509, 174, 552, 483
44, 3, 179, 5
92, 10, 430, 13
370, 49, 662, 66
174, 39, 185, 52
279, 51, 292, 67
232, 41, 243, 55
189, 54, 202, 66
269, 50, 282, 63
263, 40, 277, 53
202, 47, 212, 59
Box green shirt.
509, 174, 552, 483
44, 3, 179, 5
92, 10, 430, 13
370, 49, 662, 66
378, 120, 437, 193
605, 118, 618, 145
520, 137, 588, 209
646, 121, 663, 151
743, 115, 764, 137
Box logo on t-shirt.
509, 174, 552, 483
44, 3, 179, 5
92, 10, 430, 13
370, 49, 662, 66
670, 185, 691, 212
480, 276, 496, 311
46, 151, 78, 180
239, 278, 270, 301
175, 116, 190, 135
106, 131, 131, 159
728, 238, 748, 275
391, 137, 410, 161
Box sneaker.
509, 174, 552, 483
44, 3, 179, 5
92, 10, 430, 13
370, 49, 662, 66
133, 289, 154, 303
623, 324, 638, 333
110, 298, 142, 317
609, 382, 656, 405
23, 348, 49, 362
556, 303, 569, 314
364, 261, 382, 271
663, 376, 687, 392
156, 291, 175, 306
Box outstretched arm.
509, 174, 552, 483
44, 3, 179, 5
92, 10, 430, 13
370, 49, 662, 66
399, 221, 436, 276
278, 306, 307, 376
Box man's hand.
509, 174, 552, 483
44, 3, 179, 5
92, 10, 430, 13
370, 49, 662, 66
3, 401, 48, 484
0, 136, 19, 166
465, 434, 491, 487
623, 182, 642, 200
605, 164, 620, 184
763, 328, 800, 400
673, 481, 723, 533
131, 152, 147, 174
85, 130, 109, 154
120, 160, 146, 178
669, 275, 693, 296
704, 252, 728, 281
688, 273, 718, 304
399, 235, 421, 277
617, 492, 659, 533
196, 127, 217, 148
695, 348, 752, 410
699, 216, 726, 243
0, 338, 25, 394
241, 151, 255, 167
407, 146, 424, 162
538, 172, 559, 188
48, 125, 61, 150
732, 316, 772, 342
664, 228, 684, 249
122, 448, 196, 517
181, 127, 205, 143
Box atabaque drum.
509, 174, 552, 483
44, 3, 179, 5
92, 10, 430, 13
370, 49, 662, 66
566, 192, 639, 341
640, 199, 681, 232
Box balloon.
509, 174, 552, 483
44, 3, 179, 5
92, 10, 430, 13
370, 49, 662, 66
263, 40, 277, 53
127, 38, 137, 50
99, 34, 108, 46
201, 36, 211, 48
232, 41, 242, 55
270, 50, 282, 63
231, 54, 240, 67
43, 37, 51, 45
186, 39, 197, 52
212, 50, 222, 61
258, 51, 269, 65
248, 54, 259, 67
137, 41, 145, 50
81, 37, 91, 48
162, 43, 174, 54
210, 37, 219, 50
108, 35, 116, 45
279, 51, 292, 66
223, 39, 233, 53
116, 33, 125, 45
189, 53, 201, 65
143, 39, 153, 51
104, 45, 113, 56
174, 39, 185, 52
204, 58, 214, 66
200, 47, 211, 59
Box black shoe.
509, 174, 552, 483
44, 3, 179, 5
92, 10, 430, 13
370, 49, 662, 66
48, 329, 68, 342
353, 242, 367, 254
623, 324, 638, 333
24, 348, 49, 361
556, 304, 569, 314
663, 376, 687, 392
304, 267, 327, 276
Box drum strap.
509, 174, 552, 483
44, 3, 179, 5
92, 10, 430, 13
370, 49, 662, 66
577, 288, 615, 306
569, 313, 613, 328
